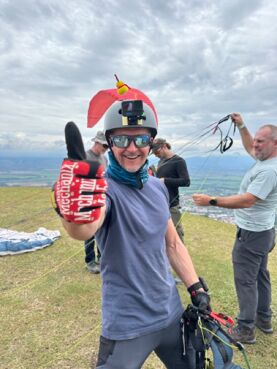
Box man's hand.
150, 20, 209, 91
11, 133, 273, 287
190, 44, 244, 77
52, 122, 108, 224
190, 291, 211, 313
188, 278, 211, 313
230, 113, 244, 129
192, 193, 211, 206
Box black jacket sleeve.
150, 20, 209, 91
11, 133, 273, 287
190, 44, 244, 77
164, 158, 190, 187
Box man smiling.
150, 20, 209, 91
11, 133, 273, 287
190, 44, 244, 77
54, 98, 210, 368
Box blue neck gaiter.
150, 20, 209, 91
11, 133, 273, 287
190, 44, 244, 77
106, 151, 149, 189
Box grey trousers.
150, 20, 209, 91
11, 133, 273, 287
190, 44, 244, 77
95, 316, 195, 369
232, 227, 275, 329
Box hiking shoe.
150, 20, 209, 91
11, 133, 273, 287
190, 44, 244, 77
86, 261, 100, 274
255, 317, 273, 334
230, 325, 256, 344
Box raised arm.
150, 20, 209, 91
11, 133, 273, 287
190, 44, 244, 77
52, 122, 108, 241
231, 113, 255, 158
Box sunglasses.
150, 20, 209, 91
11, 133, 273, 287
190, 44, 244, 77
110, 134, 152, 149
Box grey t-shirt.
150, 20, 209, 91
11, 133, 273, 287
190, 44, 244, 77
235, 157, 277, 231
96, 176, 183, 340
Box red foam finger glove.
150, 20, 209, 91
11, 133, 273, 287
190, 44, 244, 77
53, 159, 108, 224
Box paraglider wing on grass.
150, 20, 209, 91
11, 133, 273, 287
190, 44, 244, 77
0, 227, 60, 255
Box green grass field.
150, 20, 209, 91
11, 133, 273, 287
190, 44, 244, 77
0, 188, 276, 369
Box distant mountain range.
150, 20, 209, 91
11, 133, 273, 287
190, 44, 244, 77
0, 156, 64, 172
185, 155, 255, 174
0, 154, 254, 174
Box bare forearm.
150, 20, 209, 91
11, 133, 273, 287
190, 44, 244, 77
230, 113, 254, 157
192, 193, 257, 209
238, 127, 255, 157
215, 194, 255, 208
165, 220, 199, 287
167, 241, 199, 287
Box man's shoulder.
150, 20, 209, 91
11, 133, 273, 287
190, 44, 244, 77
147, 176, 169, 200
160, 154, 184, 164
171, 155, 186, 164
148, 175, 163, 185
174, 154, 185, 161
256, 158, 277, 175
248, 160, 277, 191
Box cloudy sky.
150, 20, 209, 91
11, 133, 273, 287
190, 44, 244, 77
1, 0, 277, 157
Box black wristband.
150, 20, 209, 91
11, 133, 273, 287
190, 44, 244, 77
187, 281, 202, 295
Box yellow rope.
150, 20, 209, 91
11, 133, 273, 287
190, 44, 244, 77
198, 318, 238, 351
198, 319, 252, 369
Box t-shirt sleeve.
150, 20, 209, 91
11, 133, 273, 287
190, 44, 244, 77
247, 169, 277, 200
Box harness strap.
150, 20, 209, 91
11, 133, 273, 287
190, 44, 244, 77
213, 336, 229, 363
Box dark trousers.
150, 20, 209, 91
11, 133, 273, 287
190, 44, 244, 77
95, 316, 195, 369
84, 236, 101, 264
232, 227, 275, 328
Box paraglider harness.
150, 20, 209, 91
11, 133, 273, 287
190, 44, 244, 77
181, 280, 252, 369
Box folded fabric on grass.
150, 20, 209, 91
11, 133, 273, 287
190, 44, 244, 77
0, 227, 61, 255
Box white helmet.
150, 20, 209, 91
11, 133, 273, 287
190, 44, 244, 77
104, 100, 158, 138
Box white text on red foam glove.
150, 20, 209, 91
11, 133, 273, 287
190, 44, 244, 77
55, 159, 108, 224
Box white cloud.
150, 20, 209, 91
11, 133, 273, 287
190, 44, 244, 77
0, 0, 276, 156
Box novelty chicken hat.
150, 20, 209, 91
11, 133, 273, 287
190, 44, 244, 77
87, 74, 158, 128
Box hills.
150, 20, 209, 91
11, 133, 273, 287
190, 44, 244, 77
0, 154, 255, 187
0, 154, 254, 173
185, 155, 254, 174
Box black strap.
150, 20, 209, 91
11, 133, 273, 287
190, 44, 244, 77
209, 116, 235, 154
196, 351, 206, 369
188, 281, 203, 294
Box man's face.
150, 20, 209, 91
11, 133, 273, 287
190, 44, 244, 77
253, 127, 277, 161
94, 142, 108, 155
153, 146, 162, 158
110, 127, 152, 172
154, 144, 168, 159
